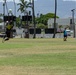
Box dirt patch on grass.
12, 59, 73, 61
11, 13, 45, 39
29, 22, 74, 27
0, 66, 76, 75
0, 45, 76, 56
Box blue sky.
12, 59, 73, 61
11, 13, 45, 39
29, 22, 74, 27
34, 0, 76, 18
0, 0, 76, 18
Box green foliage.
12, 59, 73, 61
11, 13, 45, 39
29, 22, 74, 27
16, 16, 26, 27
59, 25, 63, 28
16, 17, 20, 26
36, 13, 59, 25
17, 0, 29, 15
36, 23, 47, 29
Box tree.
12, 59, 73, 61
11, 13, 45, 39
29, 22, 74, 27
16, 16, 21, 27
17, 0, 30, 38
17, 0, 29, 15
36, 13, 59, 25
36, 23, 47, 29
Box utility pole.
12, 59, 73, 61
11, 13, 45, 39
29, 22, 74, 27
71, 9, 75, 38
26, 12, 29, 38
32, 0, 36, 38
13, 0, 16, 16
13, 0, 16, 30
3, 0, 6, 32
29, 0, 36, 38
53, 0, 57, 38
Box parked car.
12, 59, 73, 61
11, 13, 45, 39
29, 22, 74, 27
0, 32, 6, 38
66, 30, 73, 36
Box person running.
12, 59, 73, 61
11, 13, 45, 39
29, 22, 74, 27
2, 20, 13, 42
63, 28, 67, 41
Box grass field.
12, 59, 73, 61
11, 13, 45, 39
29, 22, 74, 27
0, 38, 76, 75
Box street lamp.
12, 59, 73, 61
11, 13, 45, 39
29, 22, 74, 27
3, 0, 6, 31
8, 9, 13, 15
53, 0, 57, 38
13, 0, 16, 16
32, 0, 36, 38
71, 9, 75, 38
29, 0, 36, 38
3, 0, 6, 15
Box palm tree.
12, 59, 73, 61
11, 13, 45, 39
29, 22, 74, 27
53, 0, 57, 38
17, 0, 30, 38
17, 0, 29, 15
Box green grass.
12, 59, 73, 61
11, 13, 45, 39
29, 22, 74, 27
0, 53, 76, 67
0, 38, 76, 75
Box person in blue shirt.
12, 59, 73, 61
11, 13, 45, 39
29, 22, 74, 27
63, 28, 67, 41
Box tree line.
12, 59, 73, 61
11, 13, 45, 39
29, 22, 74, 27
0, 0, 59, 28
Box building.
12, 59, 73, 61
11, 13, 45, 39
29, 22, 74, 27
0, 22, 5, 32
48, 18, 76, 30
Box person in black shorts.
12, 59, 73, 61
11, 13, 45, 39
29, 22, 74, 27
63, 28, 67, 41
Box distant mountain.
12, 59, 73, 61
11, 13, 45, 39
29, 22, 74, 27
0, 0, 76, 18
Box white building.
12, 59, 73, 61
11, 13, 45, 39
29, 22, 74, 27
48, 18, 76, 30
0, 22, 5, 32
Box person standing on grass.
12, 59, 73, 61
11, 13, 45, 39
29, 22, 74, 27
63, 28, 67, 41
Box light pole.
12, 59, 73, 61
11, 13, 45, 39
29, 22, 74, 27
8, 9, 13, 15
32, 0, 36, 38
53, 0, 57, 38
3, 0, 6, 31
13, 0, 16, 28
13, 0, 16, 16
71, 9, 75, 38
29, 0, 36, 38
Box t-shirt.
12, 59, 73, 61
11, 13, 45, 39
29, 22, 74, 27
6, 24, 13, 30
64, 30, 67, 35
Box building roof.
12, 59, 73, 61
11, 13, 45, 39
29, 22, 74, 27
48, 18, 76, 25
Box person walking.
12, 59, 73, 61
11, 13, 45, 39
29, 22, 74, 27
63, 28, 67, 41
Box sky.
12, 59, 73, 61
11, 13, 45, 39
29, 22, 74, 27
0, 0, 37, 3
0, 0, 76, 2
0, 0, 76, 18
63, 0, 76, 1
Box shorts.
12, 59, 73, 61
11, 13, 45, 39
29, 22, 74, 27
64, 35, 67, 37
